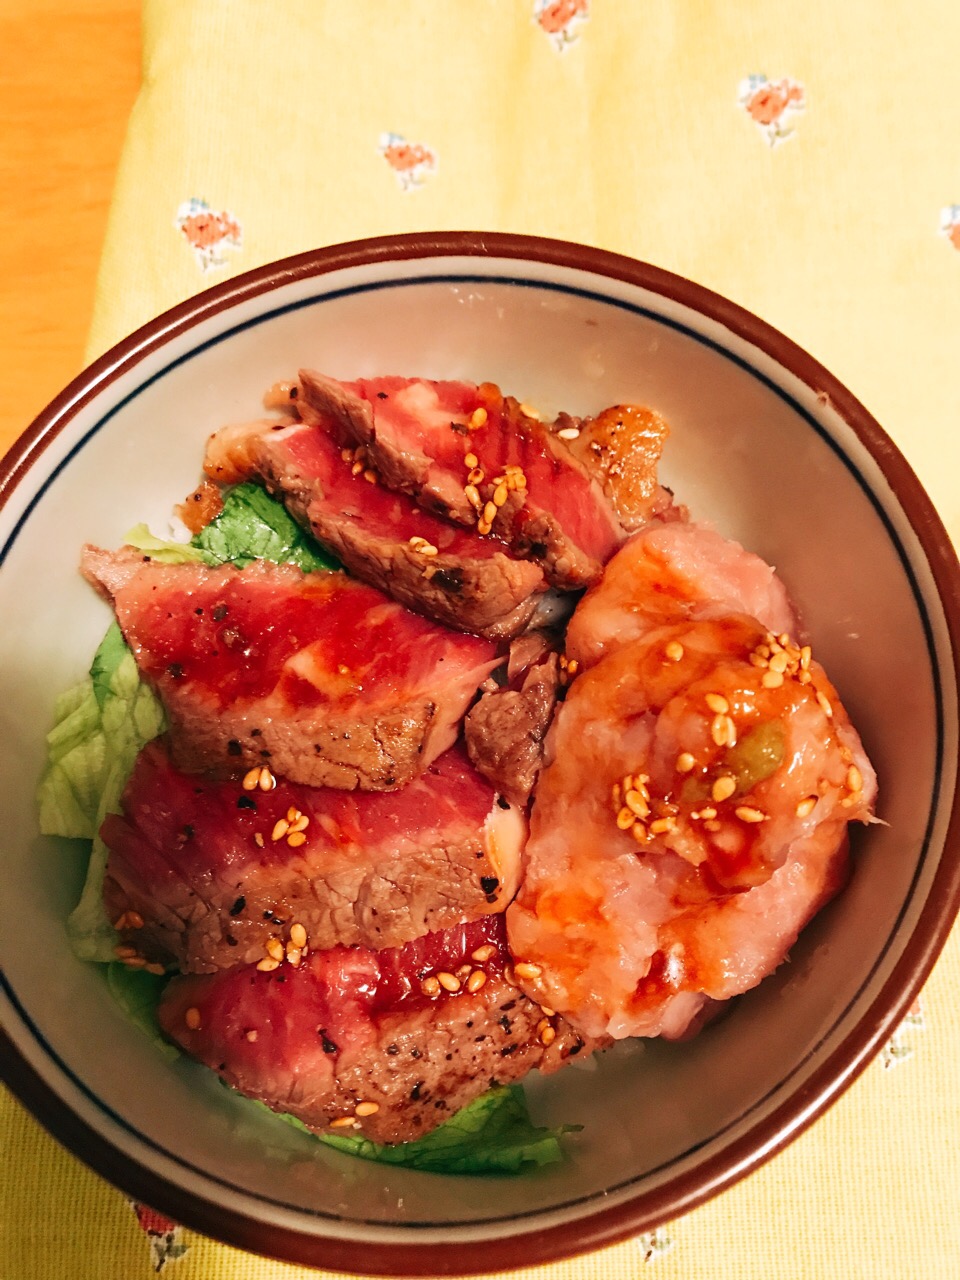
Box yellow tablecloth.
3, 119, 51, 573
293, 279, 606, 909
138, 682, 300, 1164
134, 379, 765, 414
4, 1, 960, 1276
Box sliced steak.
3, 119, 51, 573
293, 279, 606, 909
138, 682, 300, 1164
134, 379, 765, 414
102, 738, 526, 972
204, 418, 548, 639
555, 404, 673, 532
159, 914, 594, 1145
298, 372, 628, 589
81, 550, 498, 789
464, 653, 561, 805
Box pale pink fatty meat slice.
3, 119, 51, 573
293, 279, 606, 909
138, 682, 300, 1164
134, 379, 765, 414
102, 738, 525, 972
297, 372, 627, 589
81, 551, 498, 789
159, 914, 592, 1145
506, 614, 877, 1043
565, 520, 798, 670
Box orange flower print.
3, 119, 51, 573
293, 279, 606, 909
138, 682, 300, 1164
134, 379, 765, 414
738, 75, 806, 147
534, 0, 589, 49
881, 995, 925, 1069
635, 1225, 675, 1262
939, 205, 960, 249
379, 132, 437, 192
130, 1201, 190, 1272
175, 198, 243, 272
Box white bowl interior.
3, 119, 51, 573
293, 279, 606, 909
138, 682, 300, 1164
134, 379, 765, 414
0, 257, 954, 1247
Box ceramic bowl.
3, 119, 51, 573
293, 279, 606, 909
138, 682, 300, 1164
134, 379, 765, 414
2, 233, 959, 1275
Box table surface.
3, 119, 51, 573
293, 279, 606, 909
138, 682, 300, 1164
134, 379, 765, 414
0, 0, 141, 457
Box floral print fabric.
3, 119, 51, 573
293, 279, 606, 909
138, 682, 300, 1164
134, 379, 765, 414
6, 2, 960, 1278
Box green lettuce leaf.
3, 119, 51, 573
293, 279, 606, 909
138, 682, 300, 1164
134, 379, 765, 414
193, 482, 337, 571
316, 1085, 579, 1174
123, 524, 212, 566
105, 963, 179, 1062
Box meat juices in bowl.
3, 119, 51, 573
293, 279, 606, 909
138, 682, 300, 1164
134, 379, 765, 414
1, 233, 957, 1276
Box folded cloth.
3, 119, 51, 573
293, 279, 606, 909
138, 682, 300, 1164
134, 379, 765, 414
6, 1, 960, 1278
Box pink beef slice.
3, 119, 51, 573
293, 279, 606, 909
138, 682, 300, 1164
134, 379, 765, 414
297, 372, 628, 590
81, 550, 498, 789
210, 417, 548, 639
102, 738, 526, 972
158, 914, 595, 1145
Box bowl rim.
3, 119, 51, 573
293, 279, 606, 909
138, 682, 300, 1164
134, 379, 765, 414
2, 229, 960, 1275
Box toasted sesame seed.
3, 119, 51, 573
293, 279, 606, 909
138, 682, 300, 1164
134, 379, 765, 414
246, 1029, 258, 1042
144, 962, 166, 976
329, 1115, 358, 1128
696, 806, 718, 821
285, 946, 302, 967
816, 691, 834, 718
800, 645, 812, 670
242, 768, 261, 791
471, 944, 497, 963
493, 483, 509, 507
625, 789, 650, 818
271, 818, 290, 842
796, 795, 818, 817
704, 819, 722, 832
340, 448, 353, 463
631, 821, 650, 844
518, 402, 540, 420
363, 469, 377, 484
798, 670, 812, 685
457, 964, 472, 980
254, 832, 265, 847
286, 806, 300, 823
470, 407, 488, 429
286, 831, 307, 848
467, 467, 484, 485
540, 1005, 556, 1017
122, 955, 147, 969
565, 658, 579, 675
705, 693, 729, 715
114, 944, 138, 959
557, 426, 580, 440
256, 957, 280, 972
185, 1007, 201, 1030
266, 937, 284, 961
611, 781, 622, 807
464, 483, 482, 509
514, 961, 543, 981
126, 911, 144, 929
467, 969, 487, 993
616, 805, 637, 830
113, 912, 129, 930
712, 776, 736, 803
477, 519, 492, 536
513, 471, 527, 489
421, 976, 441, 998
355, 1100, 380, 1117
768, 651, 789, 674
437, 971, 461, 992
258, 768, 277, 792
289, 813, 310, 833
761, 670, 785, 689
649, 816, 677, 835
290, 922, 307, 949
676, 751, 696, 773
711, 714, 736, 747
735, 805, 767, 824
840, 794, 859, 808
665, 640, 685, 662
749, 652, 769, 669
482, 500, 497, 524
777, 633, 791, 647
351, 460, 364, 476
846, 765, 863, 792
464, 452, 478, 469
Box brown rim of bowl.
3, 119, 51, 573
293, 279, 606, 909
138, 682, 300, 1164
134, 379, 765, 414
2, 231, 960, 1276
